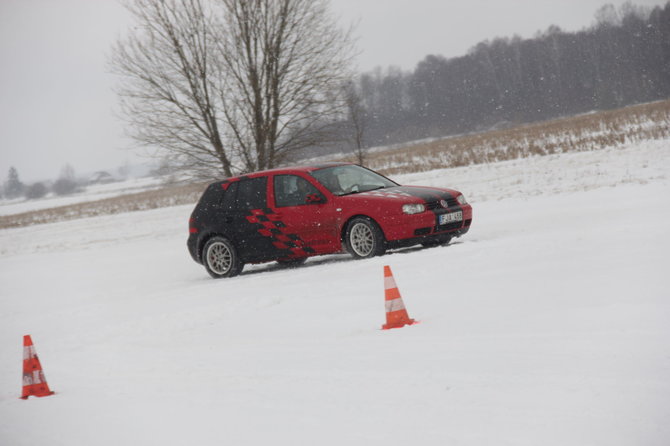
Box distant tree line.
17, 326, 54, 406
1, 165, 82, 201
344, 2, 670, 150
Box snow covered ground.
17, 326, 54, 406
0, 176, 166, 216
0, 139, 669, 445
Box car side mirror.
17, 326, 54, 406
306, 193, 325, 204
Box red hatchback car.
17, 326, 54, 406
188, 163, 472, 278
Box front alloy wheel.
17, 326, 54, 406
203, 237, 243, 278
345, 217, 386, 259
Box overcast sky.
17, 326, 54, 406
1, 0, 667, 182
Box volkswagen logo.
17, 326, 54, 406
440, 199, 449, 208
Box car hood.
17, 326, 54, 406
347, 185, 459, 203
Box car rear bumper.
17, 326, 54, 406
187, 234, 201, 264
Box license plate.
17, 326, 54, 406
439, 211, 462, 225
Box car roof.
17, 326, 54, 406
217, 162, 353, 183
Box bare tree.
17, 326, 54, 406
25, 182, 48, 200
111, 0, 355, 178
343, 79, 368, 165
215, 0, 354, 171
53, 164, 78, 195
4, 167, 25, 199
111, 0, 233, 178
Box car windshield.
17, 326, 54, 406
310, 165, 398, 196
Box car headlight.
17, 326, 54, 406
456, 194, 468, 205
402, 203, 425, 214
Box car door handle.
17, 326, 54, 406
224, 216, 233, 224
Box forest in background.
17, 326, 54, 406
342, 2, 670, 151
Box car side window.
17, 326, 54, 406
237, 177, 267, 209
274, 175, 321, 207
223, 177, 267, 210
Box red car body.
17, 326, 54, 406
188, 163, 472, 278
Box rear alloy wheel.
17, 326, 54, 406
345, 217, 386, 259
203, 237, 243, 278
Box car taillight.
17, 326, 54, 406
189, 218, 198, 234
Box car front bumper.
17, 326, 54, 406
382, 204, 473, 242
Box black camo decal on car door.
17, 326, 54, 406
245, 208, 316, 259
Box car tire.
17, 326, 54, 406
345, 217, 386, 259
421, 235, 452, 248
276, 257, 308, 268
202, 236, 243, 278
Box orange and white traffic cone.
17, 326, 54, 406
382, 265, 417, 330
20, 335, 54, 399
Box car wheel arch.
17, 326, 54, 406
340, 214, 387, 244
197, 231, 236, 263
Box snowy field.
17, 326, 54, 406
0, 140, 669, 445
0, 176, 166, 216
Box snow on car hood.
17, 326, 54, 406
354, 185, 458, 203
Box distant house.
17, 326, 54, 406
89, 171, 116, 184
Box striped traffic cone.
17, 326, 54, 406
382, 265, 417, 330
20, 335, 54, 399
